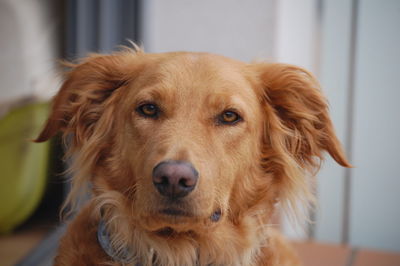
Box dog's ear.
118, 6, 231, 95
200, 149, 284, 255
253, 63, 351, 214
35, 51, 141, 146
255, 63, 351, 170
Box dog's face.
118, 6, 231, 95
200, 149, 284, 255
36, 50, 349, 236
121, 54, 263, 231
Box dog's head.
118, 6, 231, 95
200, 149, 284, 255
36, 49, 349, 236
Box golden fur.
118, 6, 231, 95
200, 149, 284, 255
36, 48, 350, 265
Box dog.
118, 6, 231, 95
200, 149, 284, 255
35, 48, 350, 265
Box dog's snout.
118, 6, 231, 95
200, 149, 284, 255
152, 160, 198, 199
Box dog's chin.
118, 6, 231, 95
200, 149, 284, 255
139, 207, 222, 237
148, 209, 202, 229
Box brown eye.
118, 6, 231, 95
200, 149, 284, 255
137, 103, 159, 118
218, 110, 242, 125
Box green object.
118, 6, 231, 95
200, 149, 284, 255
0, 102, 50, 234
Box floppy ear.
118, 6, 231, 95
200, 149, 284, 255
35, 51, 141, 146
35, 50, 144, 215
256, 63, 351, 169
254, 63, 351, 214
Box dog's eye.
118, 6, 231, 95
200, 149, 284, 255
218, 110, 242, 125
137, 103, 159, 118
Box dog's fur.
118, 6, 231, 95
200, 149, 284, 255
36, 48, 350, 266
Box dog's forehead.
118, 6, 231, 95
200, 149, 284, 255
139, 52, 254, 97
159, 52, 247, 81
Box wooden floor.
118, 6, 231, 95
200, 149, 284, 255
0, 225, 50, 266
293, 241, 400, 266
0, 202, 59, 266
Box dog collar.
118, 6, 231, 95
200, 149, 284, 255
97, 219, 136, 264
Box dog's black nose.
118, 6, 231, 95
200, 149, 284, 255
152, 160, 198, 199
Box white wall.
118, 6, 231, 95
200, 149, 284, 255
0, 0, 61, 104
141, 0, 277, 62
274, 0, 319, 72
286, 0, 400, 252
314, 0, 353, 244
349, 0, 400, 252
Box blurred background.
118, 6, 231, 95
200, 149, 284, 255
0, 0, 399, 265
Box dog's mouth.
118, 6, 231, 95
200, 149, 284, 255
159, 207, 221, 219
156, 198, 194, 218
159, 208, 191, 217
153, 226, 197, 238
157, 207, 222, 223
145, 208, 222, 239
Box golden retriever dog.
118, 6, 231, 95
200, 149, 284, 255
35, 48, 350, 265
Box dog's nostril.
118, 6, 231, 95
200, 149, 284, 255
179, 177, 191, 188
152, 160, 199, 199
161, 176, 169, 185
